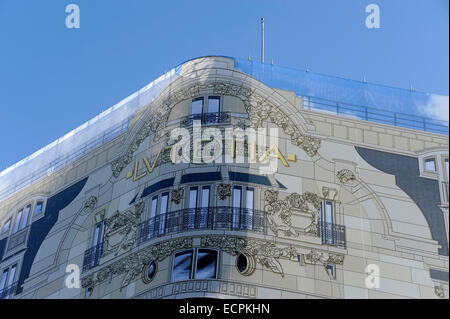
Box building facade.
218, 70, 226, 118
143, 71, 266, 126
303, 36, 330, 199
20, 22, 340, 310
0, 56, 448, 299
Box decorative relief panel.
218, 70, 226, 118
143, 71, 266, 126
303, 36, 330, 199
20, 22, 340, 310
201, 235, 297, 277
111, 81, 322, 178
82, 237, 193, 291
217, 184, 232, 200
264, 190, 322, 237
171, 188, 184, 204
102, 201, 145, 258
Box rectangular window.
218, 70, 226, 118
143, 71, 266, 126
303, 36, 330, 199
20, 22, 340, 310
0, 269, 8, 292
208, 96, 220, 113
425, 157, 437, 172
199, 186, 210, 228
445, 158, 449, 181
92, 221, 105, 248
2, 219, 11, 234
159, 193, 169, 235
172, 250, 194, 282
195, 249, 218, 279
12, 209, 23, 234
191, 97, 204, 116
319, 200, 335, 245
34, 202, 43, 215
233, 186, 242, 229
188, 187, 198, 229
20, 205, 31, 230
244, 188, 254, 230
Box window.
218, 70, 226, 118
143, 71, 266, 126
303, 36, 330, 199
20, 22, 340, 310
172, 250, 194, 282
34, 202, 43, 215
207, 96, 220, 114
191, 97, 204, 116
2, 219, 11, 234
195, 249, 218, 279
0, 264, 17, 299
445, 158, 449, 181
159, 193, 169, 235
325, 264, 336, 279
233, 186, 255, 230
20, 205, 31, 230
12, 209, 23, 234
236, 253, 255, 276
319, 200, 335, 245
188, 187, 198, 229
424, 157, 437, 172
232, 186, 242, 228
143, 260, 158, 283
171, 249, 218, 282
199, 186, 210, 228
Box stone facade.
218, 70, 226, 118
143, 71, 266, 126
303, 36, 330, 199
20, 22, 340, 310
0, 56, 448, 299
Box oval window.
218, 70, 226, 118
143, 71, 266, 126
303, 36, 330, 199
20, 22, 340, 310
237, 254, 248, 273
142, 260, 157, 283
236, 253, 255, 276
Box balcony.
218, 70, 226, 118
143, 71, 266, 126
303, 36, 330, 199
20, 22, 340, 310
318, 221, 346, 249
82, 242, 103, 272
137, 207, 266, 245
0, 282, 17, 299
180, 112, 231, 127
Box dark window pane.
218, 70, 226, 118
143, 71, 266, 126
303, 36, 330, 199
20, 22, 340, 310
191, 98, 204, 115
172, 250, 193, 282
195, 249, 217, 279
237, 254, 248, 273
208, 96, 220, 114
35, 202, 43, 215
147, 261, 157, 280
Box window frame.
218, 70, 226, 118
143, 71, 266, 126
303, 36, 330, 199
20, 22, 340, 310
170, 248, 219, 282
423, 156, 438, 173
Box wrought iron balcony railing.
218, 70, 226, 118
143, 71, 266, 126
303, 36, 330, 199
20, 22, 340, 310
180, 112, 231, 127
137, 207, 266, 245
318, 221, 346, 249
0, 282, 17, 299
82, 242, 104, 272
442, 181, 449, 204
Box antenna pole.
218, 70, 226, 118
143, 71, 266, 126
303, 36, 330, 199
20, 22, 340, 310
261, 18, 264, 63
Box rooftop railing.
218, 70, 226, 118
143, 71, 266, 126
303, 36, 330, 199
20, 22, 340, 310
302, 96, 449, 135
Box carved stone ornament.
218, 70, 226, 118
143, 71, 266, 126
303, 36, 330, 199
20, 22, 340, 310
336, 169, 357, 184
434, 286, 445, 298
101, 201, 145, 258
111, 81, 321, 178
171, 188, 184, 204
303, 250, 344, 266
264, 190, 322, 237
200, 235, 298, 277
217, 184, 232, 200
84, 196, 98, 210
82, 237, 193, 291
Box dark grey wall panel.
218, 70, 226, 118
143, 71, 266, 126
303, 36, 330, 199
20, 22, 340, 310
355, 147, 448, 256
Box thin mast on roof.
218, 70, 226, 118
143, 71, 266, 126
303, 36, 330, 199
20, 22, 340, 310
261, 18, 264, 63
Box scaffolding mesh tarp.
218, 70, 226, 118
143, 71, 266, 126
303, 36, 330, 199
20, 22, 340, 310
234, 58, 449, 134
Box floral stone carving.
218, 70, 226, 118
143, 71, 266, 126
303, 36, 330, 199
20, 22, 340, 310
201, 235, 298, 277
217, 184, 232, 200
336, 169, 357, 184
102, 201, 145, 259
82, 237, 193, 291
264, 190, 322, 237
171, 188, 184, 204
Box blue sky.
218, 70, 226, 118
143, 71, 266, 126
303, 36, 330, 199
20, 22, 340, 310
0, 0, 448, 170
